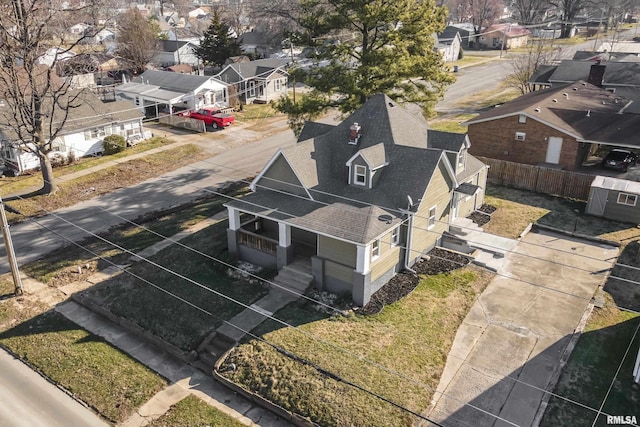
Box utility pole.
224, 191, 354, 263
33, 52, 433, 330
0, 198, 23, 295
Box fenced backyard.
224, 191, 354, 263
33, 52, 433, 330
478, 157, 594, 200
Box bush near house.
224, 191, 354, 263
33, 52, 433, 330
103, 134, 127, 155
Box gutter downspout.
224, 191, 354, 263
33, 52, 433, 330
404, 212, 416, 273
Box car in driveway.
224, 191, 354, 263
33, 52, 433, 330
601, 149, 637, 172
181, 108, 235, 129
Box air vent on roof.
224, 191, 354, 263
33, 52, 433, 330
581, 82, 587, 86
534, 107, 541, 112
388, 102, 395, 107
563, 93, 569, 99
586, 109, 591, 117
573, 87, 578, 90
552, 99, 558, 102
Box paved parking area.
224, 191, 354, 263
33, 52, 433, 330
428, 229, 618, 427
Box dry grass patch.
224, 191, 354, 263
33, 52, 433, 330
453, 85, 520, 111
5, 143, 207, 221
222, 267, 493, 426
0, 310, 166, 423
148, 395, 246, 427
429, 113, 478, 134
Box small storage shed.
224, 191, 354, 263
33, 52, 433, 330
586, 176, 640, 223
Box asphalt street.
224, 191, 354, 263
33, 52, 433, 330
0, 348, 108, 427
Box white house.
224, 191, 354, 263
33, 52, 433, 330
0, 90, 147, 175
114, 70, 229, 117
150, 40, 200, 67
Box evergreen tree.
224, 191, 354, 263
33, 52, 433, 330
196, 12, 242, 67
274, 0, 455, 135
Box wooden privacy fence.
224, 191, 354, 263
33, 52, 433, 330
477, 157, 594, 200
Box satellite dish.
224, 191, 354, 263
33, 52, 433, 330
378, 214, 393, 224
407, 195, 414, 209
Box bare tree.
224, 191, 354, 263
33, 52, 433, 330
548, 0, 591, 38
504, 38, 561, 94
457, 0, 503, 36
0, 0, 113, 195
512, 0, 548, 24
115, 9, 161, 74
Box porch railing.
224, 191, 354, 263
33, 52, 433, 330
238, 229, 278, 255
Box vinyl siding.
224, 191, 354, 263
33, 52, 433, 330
602, 190, 640, 223
370, 228, 403, 281
318, 235, 357, 268
410, 162, 452, 264
256, 154, 307, 197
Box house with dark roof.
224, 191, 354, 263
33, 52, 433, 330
479, 24, 531, 50
151, 40, 199, 67
435, 31, 462, 62
440, 24, 473, 49
114, 70, 228, 117
215, 58, 289, 105
224, 94, 488, 306
529, 60, 640, 93
466, 81, 640, 170
0, 90, 147, 175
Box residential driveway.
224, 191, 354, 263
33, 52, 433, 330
428, 229, 618, 427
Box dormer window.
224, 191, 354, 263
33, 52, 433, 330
349, 122, 362, 145
354, 164, 367, 185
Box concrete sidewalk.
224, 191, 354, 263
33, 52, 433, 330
427, 229, 618, 427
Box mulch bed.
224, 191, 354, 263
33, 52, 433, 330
359, 248, 473, 315
468, 204, 497, 227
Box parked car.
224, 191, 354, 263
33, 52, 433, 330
181, 108, 235, 129
601, 149, 637, 172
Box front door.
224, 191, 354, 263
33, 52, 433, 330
546, 137, 563, 164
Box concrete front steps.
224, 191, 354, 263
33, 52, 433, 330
196, 258, 314, 371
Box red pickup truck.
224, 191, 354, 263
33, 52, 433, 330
182, 107, 235, 129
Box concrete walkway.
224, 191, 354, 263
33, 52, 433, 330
427, 229, 618, 427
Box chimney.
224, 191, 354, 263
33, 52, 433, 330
348, 122, 362, 145
588, 62, 605, 88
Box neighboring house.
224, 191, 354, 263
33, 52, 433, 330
239, 30, 279, 57
150, 40, 200, 67
440, 25, 471, 49
479, 24, 531, 50
37, 47, 75, 67
164, 27, 203, 46
466, 80, 640, 171
224, 94, 487, 306
56, 53, 136, 88
114, 70, 228, 117
435, 31, 462, 62
529, 60, 640, 95
216, 58, 289, 105
0, 90, 146, 175
586, 176, 640, 223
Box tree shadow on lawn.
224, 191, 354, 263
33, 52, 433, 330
606, 241, 640, 313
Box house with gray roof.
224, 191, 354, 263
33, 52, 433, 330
215, 58, 289, 105
114, 70, 229, 117
224, 94, 487, 306
529, 60, 640, 93
0, 89, 147, 175
151, 40, 199, 67
466, 81, 640, 170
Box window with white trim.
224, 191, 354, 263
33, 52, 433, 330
518, 114, 526, 123
84, 127, 106, 140
275, 79, 281, 91
249, 81, 256, 97
391, 227, 399, 246
428, 206, 437, 229
354, 164, 367, 186
371, 239, 380, 260
617, 193, 637, 206
515, 131, 526, 141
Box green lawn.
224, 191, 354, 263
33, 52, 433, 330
148, 395, 246, 427
429, 113, 478, 134
222, 267, 493, 426
0, 310, 166, 423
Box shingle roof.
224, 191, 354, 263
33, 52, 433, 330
356, 144, 387, 169
548, 60, 593, 83
226, 58, 289, 79
529, 64, 557, 85
0, 89, 142, 141
158, 39, 193, 53
133, 70, 213, 92
297, 121, 335, 142
427, 129, 468, 152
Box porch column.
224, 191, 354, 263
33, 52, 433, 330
276, 222, 294, 269
227, 207, 241, 257
354, 244, 372, 307
355, 244, 370, 274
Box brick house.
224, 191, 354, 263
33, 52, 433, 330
466, 81, 640, 170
